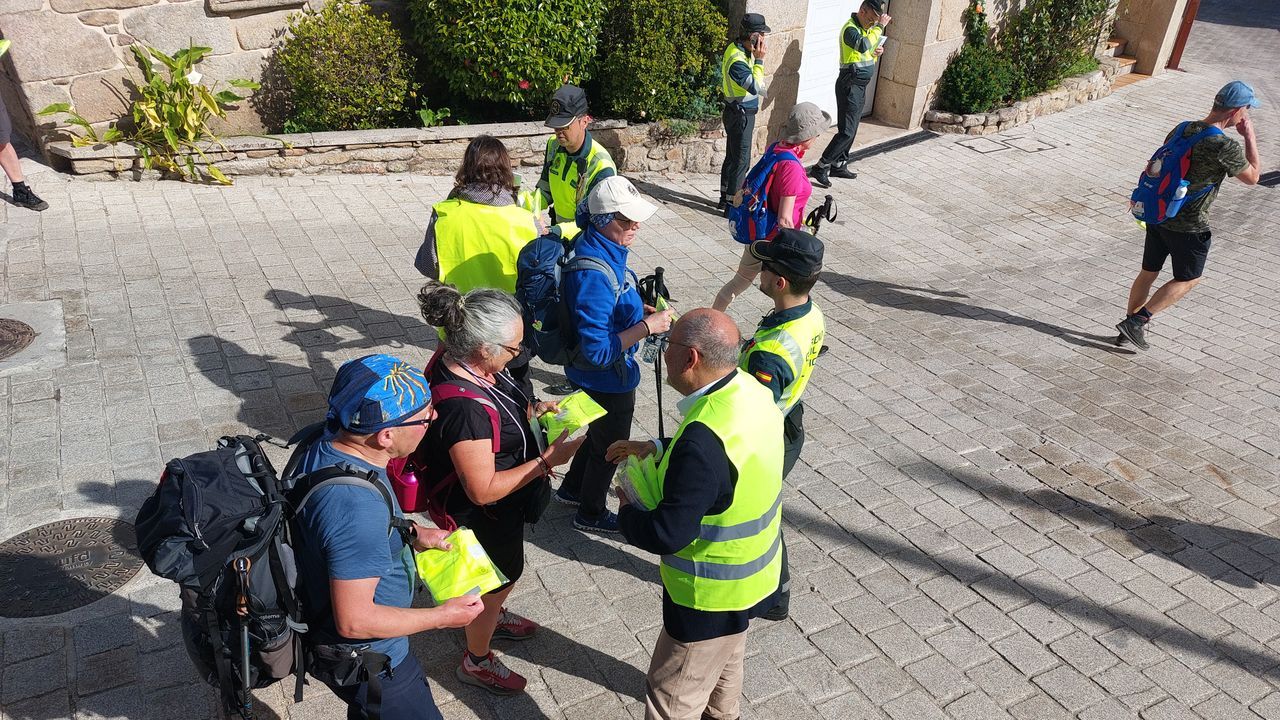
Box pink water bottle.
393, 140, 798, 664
387, 457, 423, 512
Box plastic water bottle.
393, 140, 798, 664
1167, 179, 1190, 218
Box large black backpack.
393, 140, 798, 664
134, 423, 412, 720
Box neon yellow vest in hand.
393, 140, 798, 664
649, 371, 785, 612
740, 303, 826, 413
840, 17, 883, 69
434, 198, 538, 294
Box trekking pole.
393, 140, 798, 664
805, 195, 837, 235
234, 556, 255, 720
653, 266, 666, 439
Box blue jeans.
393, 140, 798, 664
327, 653, 443, 720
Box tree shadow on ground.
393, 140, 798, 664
790, 498, 1280, 680
1195, 0, 1280, 30
630, 179, 720, 217
819, 271, 1135, 354
523, 503, 660, 587
927, 462, 1280, 589
266, 289, 438, 370
0, 509, 263, 720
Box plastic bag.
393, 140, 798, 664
613, 453, 661, 510
539, 391, 608, 443
414, 528, 508, 603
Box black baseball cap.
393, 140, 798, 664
546, 84, 590, 129
741, 13, 770, 34
862, 0, 885, 13
751, 228, 824, 277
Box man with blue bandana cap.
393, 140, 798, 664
293, 354, 483, 720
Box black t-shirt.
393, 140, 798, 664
422, 363, 541, 516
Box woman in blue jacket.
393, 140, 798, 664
554, 176, 674, 533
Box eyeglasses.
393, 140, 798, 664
498, 343, 522, 357
614, 214, 640, 230
657, 336, 694, 353
388, 417, 432, 430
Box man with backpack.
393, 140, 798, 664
1117, 81, 1263, 350
294, 354, 483, 719
808, 0, 890, 188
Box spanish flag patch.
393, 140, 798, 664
754, 370, 773, 384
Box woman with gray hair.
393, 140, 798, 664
415, 280, 583, 695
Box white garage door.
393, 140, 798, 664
795, 0, 880, 119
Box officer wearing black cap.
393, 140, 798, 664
809, 0, 891, 188
719, 13, 771, 214
739, 227, 826, 621
523, 84, 618, 241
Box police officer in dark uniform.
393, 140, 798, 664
718, 13, 771, 213
809, 0, 891, 187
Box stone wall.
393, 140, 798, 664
0, 0, 331, 149
921, 66, 1114, 135
45, 118, 730, 179
1114, 0, 1189, 75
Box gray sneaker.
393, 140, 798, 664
1115, 316, 1149, 351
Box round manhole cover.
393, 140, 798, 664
0, 517, 144, 618
0, 318, 37, 361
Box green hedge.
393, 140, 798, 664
275, 0, 417, 131
408, 0, 604, 110
1002, 0, 1112, 99
594, 0, 727, 121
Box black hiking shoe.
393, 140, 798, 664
544, 380, 578, 396
807, 164, 831, 189
11, 185, 48, 211
1115, 333, 1129, 347
829, 165, 858, 180
1115, 315, 1149, 351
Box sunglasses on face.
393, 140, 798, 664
658, 336, 694, 353
388, 416, 432, 429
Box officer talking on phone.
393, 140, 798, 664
809, 0, 891, 188
718, 13, 771, 215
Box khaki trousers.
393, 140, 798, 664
644, 628, 746, 720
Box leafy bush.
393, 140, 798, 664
937, 2, 1011, 114
276, 0, 416, 131
39, 44, 259, 184
1001, 0, 1111, 98
937, 44, 1013, 114
409, 0, 604, 110
594, 0, 727, 121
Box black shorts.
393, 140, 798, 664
1142, 224, 1212, 281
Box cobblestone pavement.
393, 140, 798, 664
3, 2, 1279, 718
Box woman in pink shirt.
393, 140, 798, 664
713, 102, 830, 311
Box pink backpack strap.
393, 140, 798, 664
430, 382, 502, 452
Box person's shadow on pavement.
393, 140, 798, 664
819, 271, 1135, 354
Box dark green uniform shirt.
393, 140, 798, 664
1161, 121, 1248, 234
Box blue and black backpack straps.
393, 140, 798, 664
728, 144, 801, 244
1130, 121, 1223, 225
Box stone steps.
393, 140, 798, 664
1101, 38, 1128, 58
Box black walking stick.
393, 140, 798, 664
234, 556, 255, 720
805, 194, 837, 235
638, 266, 673, 438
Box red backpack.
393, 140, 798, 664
387, 348, 500, 531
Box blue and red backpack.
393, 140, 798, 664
1130, 121, 1222, 225
728, 144, 801, 244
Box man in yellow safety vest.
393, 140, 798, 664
738, 227, 826, 622
608, 309, 784, 720
809, 0, 891, 187
524, 84, 618, 241
718, 12, 770, 214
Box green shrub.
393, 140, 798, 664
937, 44, 1013, 114
408, 0, 604, 110
1001, 0, 1111, 99
594, 0, 727, 121
276, 0, 416, 131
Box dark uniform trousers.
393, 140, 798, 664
819, 68, 871, 169
720, 102, 757, 202
770, 401, 805, 617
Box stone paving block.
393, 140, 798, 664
1141, 697, 1200, 720
868, 623, 933, 666
1095, 664, 1166, 710
1143, 659, 1218, 707
742, 651, 793, 704
1, 651, 67, 704
884, 689, 949, 720
1197, 659, 1272, 705
1194, 693, 1264, 720
904, 653, 973, 704
965, 658, 1036, 708
815, 689, 889, 720
783, 653, 855, 704
848, 657, 918, 705
991, 631, 1060, 677
1048, 631, 1121, 677
1008, 693, 1072, 720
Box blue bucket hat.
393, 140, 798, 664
325, 354, 431, 435
1215, 81, 1260, 110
